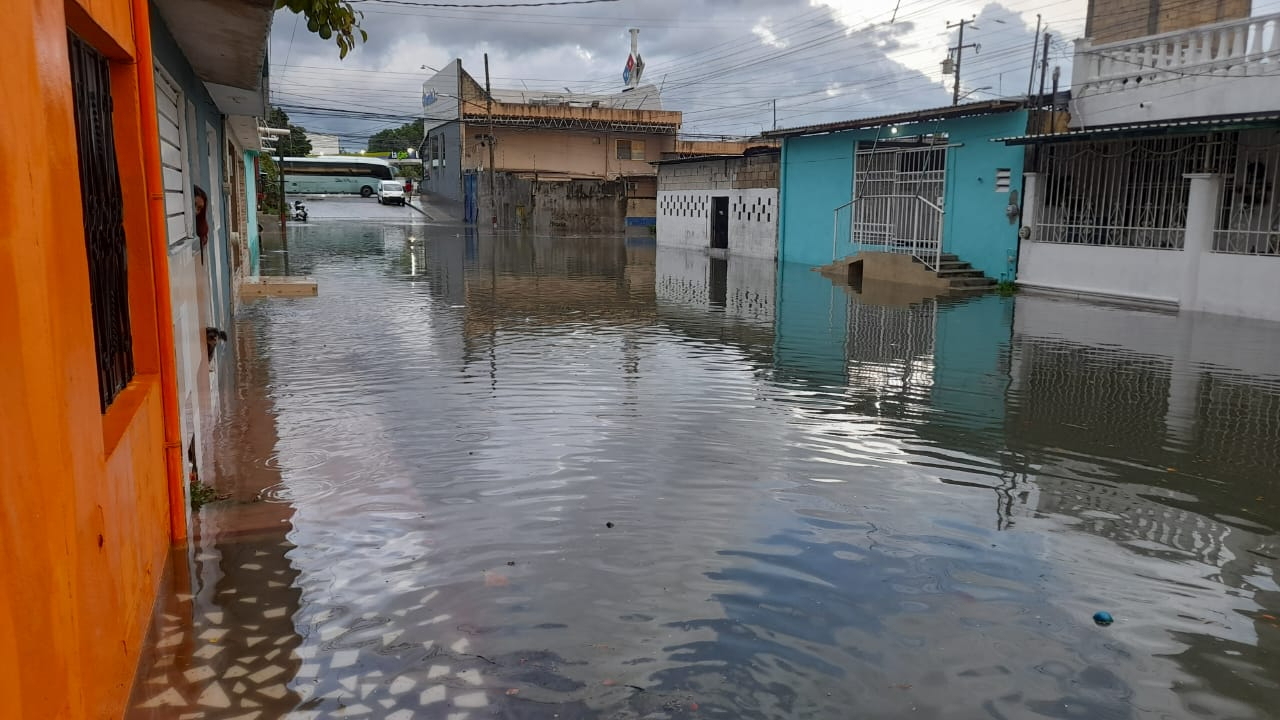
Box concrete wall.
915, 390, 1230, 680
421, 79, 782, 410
484, 173, 627, 233
779, 111, 1028, 278
1017, 241, 1185, 306
657, 188, 778, 258
424, 120, 464, 203
657, 153, 780, 191
1017, 239, 1280, 321
464, 126, 674, 179
779, 134, 853, 267
657, 154, 780, 257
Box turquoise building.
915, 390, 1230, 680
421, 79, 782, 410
770, 101, 1030, 282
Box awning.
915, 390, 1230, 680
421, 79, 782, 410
153, 0, 273, 91
993, 113, 1280, 145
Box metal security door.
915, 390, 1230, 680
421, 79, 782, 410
851, 144, 946, 268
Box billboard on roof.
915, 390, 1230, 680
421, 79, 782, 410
422, 60, 461, 133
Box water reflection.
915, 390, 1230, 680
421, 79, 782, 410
128, 221, 1279, 719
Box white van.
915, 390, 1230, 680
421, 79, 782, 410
376, 180, 406, 205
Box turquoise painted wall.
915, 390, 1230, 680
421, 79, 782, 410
244, 152, 260, 276
779, 110, 1028, 280
935, 111, 1027, 281
778, 133, 854, 267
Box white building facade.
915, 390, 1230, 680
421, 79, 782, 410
1014, 11, 1280, 322
656, 151, 779, 260
307, 132, 341, 155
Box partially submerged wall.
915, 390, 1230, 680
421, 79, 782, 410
484, 173, 627, 233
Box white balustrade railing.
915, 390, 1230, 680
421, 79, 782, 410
1074, 12, 1280, 94
831, 195, 943, 269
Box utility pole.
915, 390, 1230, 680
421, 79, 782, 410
484, 53, 496, 229
278, 134, 287, 233
772, 99, 777, 131
1038, 34, 1052, 106
1026, 14, 1042, 100
947, 18, 980, 106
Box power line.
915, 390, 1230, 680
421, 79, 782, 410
352, 0, 621, 6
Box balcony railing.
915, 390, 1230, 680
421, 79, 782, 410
1071, 13, 1280, 126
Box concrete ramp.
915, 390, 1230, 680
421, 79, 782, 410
818, 252, 996, 292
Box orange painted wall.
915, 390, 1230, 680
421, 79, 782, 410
1, 0, 174, 717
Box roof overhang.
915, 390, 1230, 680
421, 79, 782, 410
764, 100, 1023, 139
153, 0, 274, 91
993, 113, 1280, 145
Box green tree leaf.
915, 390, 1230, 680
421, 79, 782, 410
276, 0, 367, 58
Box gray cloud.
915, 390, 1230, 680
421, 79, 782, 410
269, 0, 1043, 146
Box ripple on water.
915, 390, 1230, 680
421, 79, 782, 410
256, 478, 339, 503
260, 449, 331, 471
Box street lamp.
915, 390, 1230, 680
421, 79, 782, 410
956, 86, 993, 102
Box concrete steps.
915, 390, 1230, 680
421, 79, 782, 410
912, 255, 997, 289
820, 251, 999, 294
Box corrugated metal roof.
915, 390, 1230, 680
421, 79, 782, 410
992, 113, 1280, 144
651, 148, 780, 166
763, 100, 1024, 139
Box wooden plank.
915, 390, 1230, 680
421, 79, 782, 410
239, 277, 319, 297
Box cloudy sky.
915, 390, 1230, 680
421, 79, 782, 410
267, 0, 1106, 147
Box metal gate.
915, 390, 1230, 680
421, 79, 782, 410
851, 144, 946, 267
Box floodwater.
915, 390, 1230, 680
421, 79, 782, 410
129, 205, 1279, 720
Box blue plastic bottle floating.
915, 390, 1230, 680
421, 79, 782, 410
1093, 611, 1114, 627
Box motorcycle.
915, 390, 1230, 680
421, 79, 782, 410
291, 199, 308, 222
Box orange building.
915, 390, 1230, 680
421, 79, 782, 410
1, 0, 268, 717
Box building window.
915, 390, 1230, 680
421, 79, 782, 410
68, 31, 134, 411
995, 168, 1012, 192
617, 139, 645, 161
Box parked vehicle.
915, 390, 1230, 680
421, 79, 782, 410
377, 180, 406, 206
291, 199, 308, 222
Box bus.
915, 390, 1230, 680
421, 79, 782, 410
278, 156, 394, 197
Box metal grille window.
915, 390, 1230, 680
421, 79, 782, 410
1214, 129, 1280, 256
1034, 136, 1207, 249
68, 32, 134, 411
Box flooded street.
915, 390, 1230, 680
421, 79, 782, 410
130, 200, 1279, 720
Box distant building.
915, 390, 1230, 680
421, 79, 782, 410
307, 132, 340, 156
419, 57, 681, 229
654, 148, 780, 260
